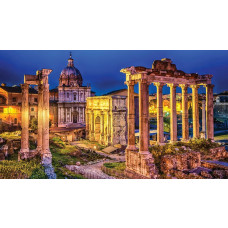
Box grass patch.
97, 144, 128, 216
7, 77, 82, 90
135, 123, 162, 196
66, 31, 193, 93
104, 162, 126, 171
0, 131, 21, 140
0, 158, 47, 179
50, 137, 106, 179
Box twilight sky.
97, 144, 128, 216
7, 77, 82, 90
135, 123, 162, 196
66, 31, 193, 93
0, 50, 228, 95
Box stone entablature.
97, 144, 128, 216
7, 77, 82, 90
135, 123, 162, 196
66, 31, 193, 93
121, 58, 214, 179
86, 95, 127, 146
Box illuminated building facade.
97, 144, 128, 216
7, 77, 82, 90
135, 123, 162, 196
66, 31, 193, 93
57, 54, 93, 127
86, 95, 127, 146
0, 84, 38, 128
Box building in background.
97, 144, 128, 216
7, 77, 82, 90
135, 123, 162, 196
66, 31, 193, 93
57, 54, 93, 127
0, 84, 38, 131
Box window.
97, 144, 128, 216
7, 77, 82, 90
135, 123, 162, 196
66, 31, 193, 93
31, 107, 34, 112
14, 118, 17, 124
0, 107, 3, 113
74, 94, 77, 101
34, 98, 38, 102
67, 93, 69, 98
12, 97, 17, 102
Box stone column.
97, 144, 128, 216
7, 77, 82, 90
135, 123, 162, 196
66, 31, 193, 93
168, 83, 177, 142
42, 83, 52, 162
139, 79, 149, 153
201, 99, 206, 138
180, 84, 189, 141
190, 85, 200, 138
126, 81, 136, 150
205, 84, 214, 140
37, 83, 43, 153
154, 82, 164, 144
19, 83, 29, 159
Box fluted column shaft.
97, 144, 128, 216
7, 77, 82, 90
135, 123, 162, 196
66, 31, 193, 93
37, 83, 43, 153
126, 81, 136, 150
100, 112, 104, 143
20, 83, 29, 153
205, 84, 214, 140
139, 80, 149, 153
155, 83, 164, 144
191, 85, 199, 138
168, 84, 177, 142
180, 84, 189, 141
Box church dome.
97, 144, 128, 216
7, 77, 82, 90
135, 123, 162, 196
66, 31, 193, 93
59, 53, 83, 87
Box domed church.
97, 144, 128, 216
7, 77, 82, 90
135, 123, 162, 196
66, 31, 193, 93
58, 53, 92, 127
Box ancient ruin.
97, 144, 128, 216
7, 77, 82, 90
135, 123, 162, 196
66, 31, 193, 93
19, 69, 52, 164
86, 95, 127, 146
121, 58, 214, 178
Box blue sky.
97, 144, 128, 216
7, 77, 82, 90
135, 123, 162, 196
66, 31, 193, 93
0, 50, 227, 95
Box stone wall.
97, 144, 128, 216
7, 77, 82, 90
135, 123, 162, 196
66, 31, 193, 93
160, 151, 201, 175
202, 146, 228, 160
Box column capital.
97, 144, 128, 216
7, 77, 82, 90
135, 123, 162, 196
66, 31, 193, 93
203, 84, 214, 89
167, 83, 178, 88
179, 84, 188, 89
153, 82, 165, 88
138, 78, 150, 85
21, 83, 29, 90
125, 80, 136, 86
190, 84, 200, 89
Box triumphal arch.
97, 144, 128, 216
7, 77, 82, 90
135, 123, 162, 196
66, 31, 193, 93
121, 58, 214, 178
19, 69, 52, 164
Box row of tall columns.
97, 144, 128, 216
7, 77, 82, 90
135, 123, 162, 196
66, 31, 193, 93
126, 80, 214, 152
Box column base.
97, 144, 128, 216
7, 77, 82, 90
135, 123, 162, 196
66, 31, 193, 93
125, 149, 158, 179
19, 149, 38, 160
36, 146, 42, 154
41, 149, 52, 165
126, 145, 137, 151
181, 138, 189, 142
200, 131, 206, 139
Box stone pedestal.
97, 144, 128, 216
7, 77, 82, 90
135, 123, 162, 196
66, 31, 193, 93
125, 149, 158, 179
19, 83, 30, 159
168, 84, 177, 142
154, 82, 164, 144
180, 84, 189, 141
